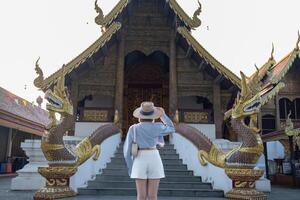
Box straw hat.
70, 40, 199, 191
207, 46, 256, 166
133, 102, 163, 119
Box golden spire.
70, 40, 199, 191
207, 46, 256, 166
94, 0, 104, 26
33, 57, 44, 89
296, 30, 300, 51
270, 42, 275, 60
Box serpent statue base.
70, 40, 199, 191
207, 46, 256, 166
33, 166, 77, 199
225, 168, 267, 200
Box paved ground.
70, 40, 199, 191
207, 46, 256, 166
1, 176, 300, 200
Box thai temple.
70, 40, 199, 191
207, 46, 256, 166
3, 0, 300, 199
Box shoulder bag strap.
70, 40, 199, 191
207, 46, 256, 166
133, 125, 136, 143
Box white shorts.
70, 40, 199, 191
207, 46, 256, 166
130, 149, 165, 179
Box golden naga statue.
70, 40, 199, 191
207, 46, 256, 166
33, 58, 120, 168
176, 69, 285, 169
33, 58, 120, 199
285, 112, 300, 148
199, 71, 284, 168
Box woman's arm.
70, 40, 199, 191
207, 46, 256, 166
155, 112, 175, 136
123, 126, 133, 176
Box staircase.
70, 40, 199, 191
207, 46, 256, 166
78, 143, 224, 197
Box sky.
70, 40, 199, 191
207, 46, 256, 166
0, 0, 299, 109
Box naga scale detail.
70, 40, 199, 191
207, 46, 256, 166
33, 59, 120, 199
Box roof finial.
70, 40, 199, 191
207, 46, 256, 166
191, 0, 202, 29
296, 30, 300, 51
94, 0, 104, 27
254, 63, 259, 71
33, 57, 45, 89
270, 42, 274, 60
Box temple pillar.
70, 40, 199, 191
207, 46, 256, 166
213, 83, 222, 138
275, 94, 281, 130
114, 36, 125, 128
169, 30, 177, 119
6, 128, 12, 158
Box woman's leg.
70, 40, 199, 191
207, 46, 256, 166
135, 179, 147, 200
147, 179, 160, 200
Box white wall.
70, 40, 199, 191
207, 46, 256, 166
187, 123, 216, 140
75, 122, 109, 137
70, 133, 121, 191
170, 132, 271, 193
170, 132, 231, 193
266, 141, 285, 160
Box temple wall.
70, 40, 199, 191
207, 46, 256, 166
123, 0, 171, 56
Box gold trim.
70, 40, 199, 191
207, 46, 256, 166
271, 50, 300, 84
99, 0, 129, 27
169, 0, 202, 29
101, 0, 202, 29
41, 22, 122, 90
177, 26, 241, 88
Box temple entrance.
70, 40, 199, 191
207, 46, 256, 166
123, 51, 169, 134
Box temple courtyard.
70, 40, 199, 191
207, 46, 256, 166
0, 175, 299, 200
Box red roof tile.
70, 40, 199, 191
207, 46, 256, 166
0, 87, 50, 127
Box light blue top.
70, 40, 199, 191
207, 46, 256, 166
123, 113, 175, 176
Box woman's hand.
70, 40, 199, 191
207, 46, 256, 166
157, 107, 165, 115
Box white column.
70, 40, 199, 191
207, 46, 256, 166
11, 140, 48, 190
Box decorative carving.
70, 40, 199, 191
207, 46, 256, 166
33, 57, 120, 199
33, 166, 77, 200
184, 112, 209, 123
94, 0, 104, 26
191, 0, 202, 28
168, 0, 202, 29
78, 85, 115, 98
285, 112, 300, 148
225, 168, 267, 200
83, 110, 108, 122
34, 57, 45, 89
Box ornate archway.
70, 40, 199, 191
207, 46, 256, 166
123, 51, 169, 133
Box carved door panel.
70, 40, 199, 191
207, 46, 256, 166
126, 86, 163, 129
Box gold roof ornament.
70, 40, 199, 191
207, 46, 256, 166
34, 57, 45, 89
270, 42, 275, 60
191, 0, 202, 28
169, 0, 203, 29
94, 0, 104, 26
285, 111, 300, 148
295, 30, 300, 51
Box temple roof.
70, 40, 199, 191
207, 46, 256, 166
267, 50, 300, 84
177, 26, 241, 87
41, 22, 121, 90
0, 87, 50, 135
38, 0, 240, 90
251, 33, 300, 85
98, 0, 202, 29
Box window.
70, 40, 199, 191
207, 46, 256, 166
262, 114, 276, 135
280, 98, 300, 120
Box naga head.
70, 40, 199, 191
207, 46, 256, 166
45, 65, 73, 117
230, 70, 285, 120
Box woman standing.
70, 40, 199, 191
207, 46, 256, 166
123, 101, 175, 200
